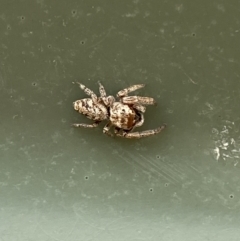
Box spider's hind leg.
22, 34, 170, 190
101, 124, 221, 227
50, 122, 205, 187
116, 124, 166, 139
73, 82, 98, 103
98, 81, 106, 98
98, 81, 115, 107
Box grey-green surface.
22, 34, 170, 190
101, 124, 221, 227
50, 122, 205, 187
1, 1, 240, 240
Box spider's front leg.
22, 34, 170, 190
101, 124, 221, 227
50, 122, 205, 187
72, 122, 100, 128
116, 124, 166, 139
117, 84, 145, 97
121, 96, 156, 105
133, 104, 146, 113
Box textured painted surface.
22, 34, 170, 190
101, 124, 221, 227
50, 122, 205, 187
1, 0, 240, 240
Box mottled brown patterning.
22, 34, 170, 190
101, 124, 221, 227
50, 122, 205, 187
72, 82, 166, 139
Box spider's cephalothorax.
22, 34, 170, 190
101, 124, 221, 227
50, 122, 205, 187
72, 82, 166, 139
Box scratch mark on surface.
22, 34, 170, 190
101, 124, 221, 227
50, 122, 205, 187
189, 165, 202, 173
86, 26, 115, 50
0, 71, 5, 89
127, 152, 179, 184
212, 52, 240, 65
179, 67, 198, 84
38, 225, 62, 241
66, 218, 79, 239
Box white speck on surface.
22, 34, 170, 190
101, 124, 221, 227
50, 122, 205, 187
211, 121, 240, 163
231, 138, 236, 145
213, 147, 220, 160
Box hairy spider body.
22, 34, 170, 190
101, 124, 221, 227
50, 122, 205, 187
72, 82, 166, 138
105, 102, 153, 139
73, 99, 108, 122
109, 102, 138, 130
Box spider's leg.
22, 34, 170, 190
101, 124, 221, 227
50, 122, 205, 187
114, 127, 121, 134
134, 112, 144, 128
73, 82, 98, 103
103, 122, 113, 137
97, 81, 116, 107
98, 81, 107, 98
122, 96, 156, 105
72, 121, 100, 128
133, 104, 146, 113
116, 124, 166, 139
117, 84, 145, 97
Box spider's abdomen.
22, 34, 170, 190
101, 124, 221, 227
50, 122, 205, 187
73, 98, 108, 121
110, 102, 137, 130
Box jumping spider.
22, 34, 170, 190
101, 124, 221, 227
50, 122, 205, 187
72, 82, 166, 139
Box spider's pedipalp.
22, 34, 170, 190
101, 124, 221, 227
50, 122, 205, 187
134, 112, 144, 128
117, 84, 145, 97
103, 122, 113, 137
